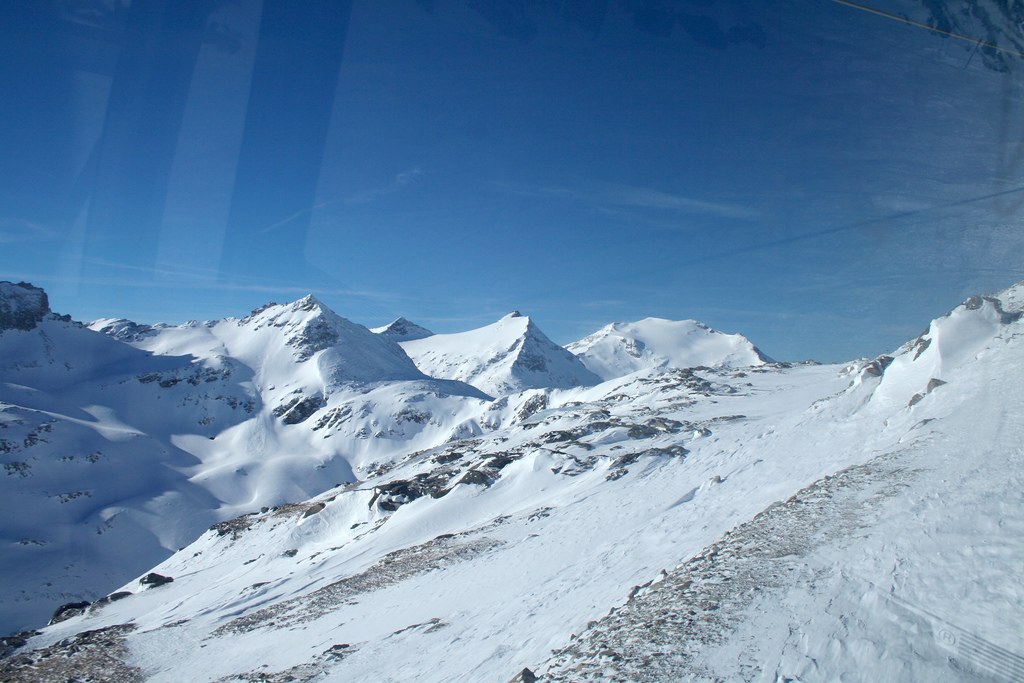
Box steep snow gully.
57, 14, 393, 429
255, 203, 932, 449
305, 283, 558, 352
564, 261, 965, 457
1, 280, 1022, 682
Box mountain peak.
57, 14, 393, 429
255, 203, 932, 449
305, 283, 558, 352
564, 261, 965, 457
293, 294, 323, 311
568, 317, 768, 380
372, 317, 434, 342
503, 310, 524, 320
399, 314, 599, 395
0, 281, 51, 332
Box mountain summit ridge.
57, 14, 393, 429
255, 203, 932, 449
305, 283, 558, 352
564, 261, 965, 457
399, 312, 601, 396
568, 316, 770, 380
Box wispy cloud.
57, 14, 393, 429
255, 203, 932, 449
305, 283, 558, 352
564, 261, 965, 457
348, 166, 425, 204
260, 197, 344, 235
495, 181, 758, 221
604, 185, 758, 220
259, 166, 427, 234
18, 258, 405, 306
0, 217, 57, 243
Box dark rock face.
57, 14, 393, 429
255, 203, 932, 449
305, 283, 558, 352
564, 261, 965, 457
862, 355, 894, 377
288, 315, 340, 361
93, 592, 132, 607
515, 394, 548, 423
0, 282, 49, 332
962, 294, 1023, 324
48, 601, 90, 625
0, 630, 40, 659
508, 667, 538, 683
273, 393, 326, 424
139, 573, 174, 587
302, 502, 326, 518
370, 480, 424, 511
457, 469, 496, 487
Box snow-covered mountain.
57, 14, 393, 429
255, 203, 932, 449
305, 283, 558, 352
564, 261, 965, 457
400, 311, 601, 396
567, 317, 770, 380
0, 290, 492, 632
3, 281, 1021, 683
371, 317, 434, 342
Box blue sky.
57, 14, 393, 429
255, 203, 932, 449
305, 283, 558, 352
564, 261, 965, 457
1, 0, 1022, 362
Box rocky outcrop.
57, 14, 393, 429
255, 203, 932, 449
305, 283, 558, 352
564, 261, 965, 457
139, 573, 173, 588
48, 601, 90, 625
273, 393, 326, 424
0, 282, 49, 332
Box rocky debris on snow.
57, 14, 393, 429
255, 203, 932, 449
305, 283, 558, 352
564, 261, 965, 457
0, 623, 142, 682
213, 642, 359, 683
3, 461, 30, 477
0, 630, 40, 659
392, 617, 447, 635
136, 363, 233, 389
212, 502, 323, 540
538, 450, 920, 681
215, 532, 504, 636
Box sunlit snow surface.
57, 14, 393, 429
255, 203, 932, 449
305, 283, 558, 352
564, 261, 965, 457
0, 296, 488, 631
399, 312, 600, 396
567, 317, 769, 380
3, 284, 1021, 682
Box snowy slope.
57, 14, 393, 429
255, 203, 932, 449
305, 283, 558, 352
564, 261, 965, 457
400, 312, 600, 396
0, 293, 256, 633
87, 297, 492, 474
5, 282, 1020, 683
567, 317, 770, 380
0, 290, 491, 633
